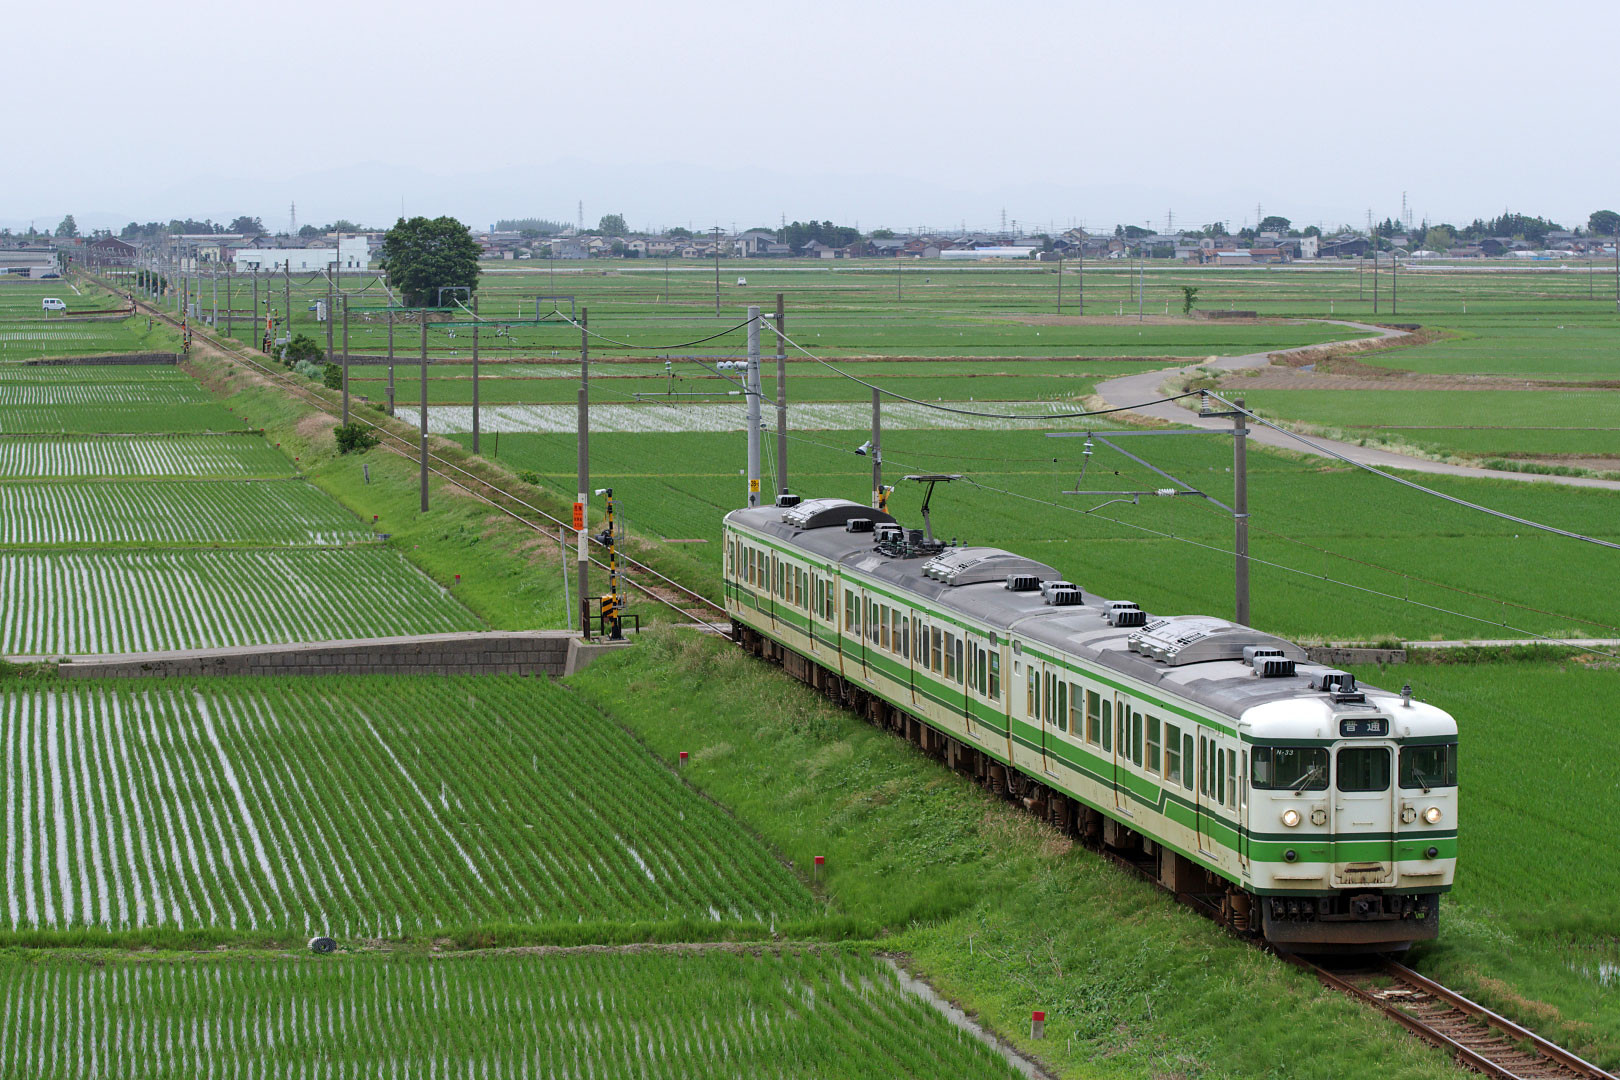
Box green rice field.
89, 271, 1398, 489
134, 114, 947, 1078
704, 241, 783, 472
1240, 387, 1620, 460
0, 677, 813, 938
0, 434, 294, 478
0, 949, 1020, 1079
0, 480, 369, 546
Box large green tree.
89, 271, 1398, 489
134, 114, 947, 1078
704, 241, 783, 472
597, 213, 628, 236
379, 216, 481, 307
1257, 215, 1291, 233
1588, 210, 1620, 237
55, 215, 79, 238
228, 215, 265, 235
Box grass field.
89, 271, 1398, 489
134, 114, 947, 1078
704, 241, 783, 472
0, 949, 1023, 1078
0, 677, 813, 941
0, 480, 369, 546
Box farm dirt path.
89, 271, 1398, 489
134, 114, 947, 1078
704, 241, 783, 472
1095, 319, 1620, 492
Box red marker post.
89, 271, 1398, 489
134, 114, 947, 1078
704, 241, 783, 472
813, 855, 825, 882
1030, 1011, 1046, 1039
678, 751, 688, 768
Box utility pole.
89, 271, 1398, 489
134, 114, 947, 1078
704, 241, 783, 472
577, 308, 591, 637
252, 271, 259, 347
1391, 255, 1398, 316
1077, 244, 1084, 314
419, 313, 429, 512
1137, 252, 1144, 322
211, 268, 217, 327
1233, 398, 1250, 626
1056, 257, 1063, 313
869, 387, 883, 510
326, 262, 336, 384
713, 227, 722, 316
471, 294, 480, 454
386, 306, 395, 416
774, 293, 788, 496
283, 264, 290, 345
340, 291, 350, 424
225, 264, 233, 342
1373, 248, 1379, 315
746, 305, 762, 508
897, 255, 902, 302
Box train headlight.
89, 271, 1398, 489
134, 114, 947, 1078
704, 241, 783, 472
1422, 806, 1443, 825
1280, 809, 1301, 828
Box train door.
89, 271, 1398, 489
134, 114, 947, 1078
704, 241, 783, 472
1332, 743, 1396, 884
1196, 734, 1214, 854
1238, 749, 1250, 871
1111, 693, 1127, 811
767, 553, 779, 631
807, 570, 820, 655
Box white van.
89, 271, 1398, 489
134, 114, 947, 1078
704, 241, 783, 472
41, 298, 66, 312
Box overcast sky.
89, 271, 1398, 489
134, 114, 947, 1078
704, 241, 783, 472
12, 0, 1618, 235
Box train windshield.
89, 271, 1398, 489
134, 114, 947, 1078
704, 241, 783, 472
1337, 747, 1391, 792
1251, 746, 1328, 791
1399, 743, 1458, 790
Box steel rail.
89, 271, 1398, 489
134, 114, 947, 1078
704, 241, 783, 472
1295, 955, 1616, 1080
108, 276, 728, 632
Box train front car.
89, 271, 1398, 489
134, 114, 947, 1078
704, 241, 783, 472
1242, 673, 1457, 952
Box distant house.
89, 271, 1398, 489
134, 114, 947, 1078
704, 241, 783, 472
88, 236, 136, 263
869, 238, 906, 257
1248, 247, 1289, 265
1320, 236, 1370, 259
1213, 250, 1253, 265
801, 240, 838, 259
1298, 235, 1319, 259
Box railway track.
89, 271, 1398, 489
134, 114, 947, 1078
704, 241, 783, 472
1302, 957, 1616, 1080
112, 280, 728, 633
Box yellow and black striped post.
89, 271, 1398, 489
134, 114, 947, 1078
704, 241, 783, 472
597, 488, 623, 640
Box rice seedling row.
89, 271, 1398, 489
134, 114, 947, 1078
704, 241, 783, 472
0, 382, 215, 407
0, 403, 249, 435
0, 949, 1020, 1078
0, 480, 369, 547
0, 435, 294, 479
0, 677, 813, 935
0, 549, 478, 656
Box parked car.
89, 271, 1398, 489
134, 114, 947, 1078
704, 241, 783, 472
41, 297, 66, 312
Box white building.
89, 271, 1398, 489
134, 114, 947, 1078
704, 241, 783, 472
1298, 235, 1319, 259
938, 246, 1035, 260
234, 235, 369, 272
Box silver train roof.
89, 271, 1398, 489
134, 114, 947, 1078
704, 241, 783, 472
728, 501, 1397, 722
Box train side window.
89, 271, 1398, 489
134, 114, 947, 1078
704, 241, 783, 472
1132, 710, 1143, 767
879, 605, 889, 650
1085, 691, 1100, 745
1117, 708, 1129, 764
955, 638, 964, 684
796, 568, 805, 608
988, 651, 1000, 699
943, 632, 955, 680
1164, 723, 1181, 784
826, 581, 835, 619
1026, 669, 1038, 717
1146, 715, 1161, 774
1054, 681, 1068, 732
1199, 736, 1209, 796
1183, 734, 1194, 791
966, 642, 976, 691
844, 590, 856, 632
1227, 749, 1238, 809
901, 616, 909, 659
977, 646, 987, 693
1216, 746, 1226, 806
931, 627, 942, 672
1101, 699, 1112, 752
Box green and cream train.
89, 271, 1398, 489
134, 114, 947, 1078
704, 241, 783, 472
723, 497, 1457, 951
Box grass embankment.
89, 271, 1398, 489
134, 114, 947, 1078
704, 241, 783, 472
569, 629, 1460, 1079
1350, 659, 1620, 1065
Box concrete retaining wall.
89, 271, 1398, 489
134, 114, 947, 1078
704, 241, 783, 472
57, 631, 632, 679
